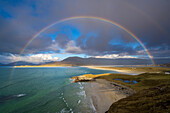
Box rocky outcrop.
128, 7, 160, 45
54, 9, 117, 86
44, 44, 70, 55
71, 75, 95, 82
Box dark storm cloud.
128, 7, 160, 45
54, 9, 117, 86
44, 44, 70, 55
0, 0, 169, 58
74, 23, 142, 56
55, 34, 70, 48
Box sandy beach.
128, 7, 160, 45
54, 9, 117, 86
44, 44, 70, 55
70, 66, 141, 112
82, 66, 145, 75
84, 79, 135, 113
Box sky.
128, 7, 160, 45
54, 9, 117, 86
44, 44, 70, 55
0, 0, 169, 64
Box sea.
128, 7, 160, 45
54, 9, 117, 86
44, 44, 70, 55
0, 66, 114, 113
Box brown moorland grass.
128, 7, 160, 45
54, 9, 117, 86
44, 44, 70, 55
95, 71, 170, 113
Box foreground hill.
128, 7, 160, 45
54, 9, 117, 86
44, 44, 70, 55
107, 84, 170, 113
96, 72, 170, 113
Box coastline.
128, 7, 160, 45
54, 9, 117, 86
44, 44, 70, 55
13, 65, 72, 68
13, 65, 138, 112
71, 72, 136, 113
83, 79, 135, 113
81, 66, 144, 75
72, 66, 170, 112
70, 66, 142, 112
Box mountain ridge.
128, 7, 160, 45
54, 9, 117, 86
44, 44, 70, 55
1, 57, 170, 66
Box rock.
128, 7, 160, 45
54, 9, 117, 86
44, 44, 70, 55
71, 75, 95, 82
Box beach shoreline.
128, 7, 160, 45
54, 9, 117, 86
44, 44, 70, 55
13, 65, 72, 68
71, 66, 148, 113
72, 66, 170, 112
81, 66, 144, 75
83, 79, 135, 113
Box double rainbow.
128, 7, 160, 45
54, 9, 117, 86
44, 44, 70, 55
20, 16, 155, 65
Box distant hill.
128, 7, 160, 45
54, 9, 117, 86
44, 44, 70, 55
58, 57, 152, 65
0, 61, 38, 66
11, 61, 37, 66
0, 63, 6, 66
158, 63, 170, 67
1, 57, 169, 66
41, 60, 75, 66
107, 84, 170, 113
59, 57, 170, 65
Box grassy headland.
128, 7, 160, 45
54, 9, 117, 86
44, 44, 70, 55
72, 67, 170, 91
103, 72, 170, 113
107, 83, 170, 113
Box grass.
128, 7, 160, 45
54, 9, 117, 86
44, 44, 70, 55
96, 72, 170, 92
106, 83, 170, 113
93, 67, 170, 113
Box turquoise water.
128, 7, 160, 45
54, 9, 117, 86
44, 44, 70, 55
0, 67, 114, 113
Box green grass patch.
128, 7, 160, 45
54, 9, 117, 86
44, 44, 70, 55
96, 72, 170, 92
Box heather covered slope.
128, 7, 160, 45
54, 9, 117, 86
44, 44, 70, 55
107, 84, 170, 113
95, 72, 170, 113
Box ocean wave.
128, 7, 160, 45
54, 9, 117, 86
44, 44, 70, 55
60, 95, 73, 113
59, 108, 70, 113
59, 108, 73, 113
77, 91, 86, 98
0, 93, 26, 103
69, 78, 75, 83
79, 86, 84, 90
90, 98, 97, 113
78, 82, 84, 90
59, 105, 74, 113
62, 97, 68, 107
16, 94, 26, 97
77, 100, 81, 105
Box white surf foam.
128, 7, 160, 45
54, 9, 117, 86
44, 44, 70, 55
77, 100, 81, 105
16, 94, 26, 97
77, 91, 86, 98
90, 97, 97, 113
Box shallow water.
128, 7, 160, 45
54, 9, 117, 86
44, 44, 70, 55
0, 67, 115, 113
114, 78, 138, 84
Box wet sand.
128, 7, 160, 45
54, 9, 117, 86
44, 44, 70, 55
84, 79, 135, 113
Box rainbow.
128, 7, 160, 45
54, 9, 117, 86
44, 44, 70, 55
20, 16, 155, 65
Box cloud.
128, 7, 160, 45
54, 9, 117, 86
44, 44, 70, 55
92, 54, 137, 59
0, 53, 59, 64
46, 42, 60, 52
0, 0, 169, 61
64, 40, 83, 54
